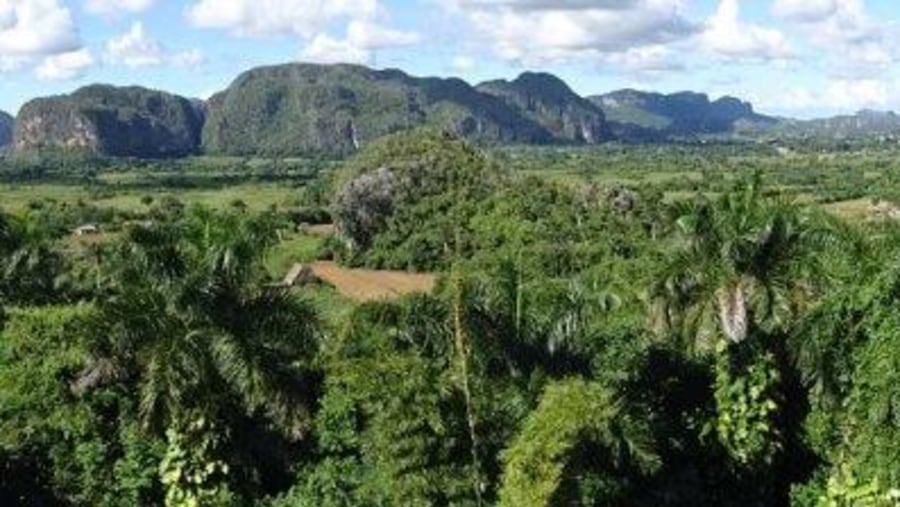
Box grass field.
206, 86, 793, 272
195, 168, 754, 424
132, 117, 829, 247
0, 182, 303, 213
823, 198, 875, 221
266, 233, 327, 278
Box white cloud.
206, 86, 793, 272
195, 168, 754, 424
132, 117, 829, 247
761, 79, 893, 114
302, 34, 371, 64
187, 0, 416, 64
603, 44, 684, 72
844, 41, 893, 67
756, 87, 818, 112
36, 48, 94, 80
105, 22, 205, 68
825, 78, 890, 110
171, 48, 206, 67
771, 0, 836, 23
0, 55, 27, 73
105, 21, 164, 67
782, 88, 819, 110
0, 0, 81, 57
301, 20, 418, 64
457, 0, 637, 10
450, 55, 476, 72
186, 0, 378, 38
701, 0, 790, 61
775, 0, 895, 70
84, 0, 155, 16
799, 0, 881, 46
447, 0, 696, 65
345, 20, 418, 49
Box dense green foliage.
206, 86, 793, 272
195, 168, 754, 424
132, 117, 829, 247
0, 210, 71, 305
1, 207, 321, 506
15, 85, 203, 158
497, 379, 658, 507
331, 129, 502, 269
2, 132, 900, 506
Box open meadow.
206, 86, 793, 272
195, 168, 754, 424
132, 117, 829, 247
5, 145, 898, 219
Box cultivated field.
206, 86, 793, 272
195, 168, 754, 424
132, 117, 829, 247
308, 261, 437, 301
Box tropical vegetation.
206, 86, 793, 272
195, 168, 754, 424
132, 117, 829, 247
1, 130, 900, 506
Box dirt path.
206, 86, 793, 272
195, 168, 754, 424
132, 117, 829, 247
309, 261, 438, 301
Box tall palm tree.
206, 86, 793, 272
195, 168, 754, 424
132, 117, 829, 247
86, 208, 319, 438
653, 178, 834, 472
654, 178, 829, 349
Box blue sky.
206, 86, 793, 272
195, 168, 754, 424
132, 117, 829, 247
1, 0, 898, 118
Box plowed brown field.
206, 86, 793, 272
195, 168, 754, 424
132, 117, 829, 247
309, 261, 437, 301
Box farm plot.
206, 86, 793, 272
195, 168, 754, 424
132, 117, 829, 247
308, 261, 437, 301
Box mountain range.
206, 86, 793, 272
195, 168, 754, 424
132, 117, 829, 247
200, 64, 593, 157
2, 62, 899, 158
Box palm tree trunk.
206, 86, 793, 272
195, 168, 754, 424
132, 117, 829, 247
453, 266, 484, 506
718, 280, 749, 343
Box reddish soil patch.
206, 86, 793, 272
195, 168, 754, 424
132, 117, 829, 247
309, 261, 437, 301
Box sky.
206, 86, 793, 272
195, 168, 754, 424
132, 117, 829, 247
1, 0, 899, 118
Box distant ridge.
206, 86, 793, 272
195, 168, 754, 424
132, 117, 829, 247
476, 72, 613, 144
15, 85, 203, 157
201, 63, 612, 157
772, 109, 900, 139
9, 61, 900, 159
589, 89, 778, 141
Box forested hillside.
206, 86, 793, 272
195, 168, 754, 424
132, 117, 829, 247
201, 64, 610, 157
476, 72, 613, 144
15, 85, 204, 158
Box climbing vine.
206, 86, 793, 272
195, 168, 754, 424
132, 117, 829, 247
159, 416, 235, 507
712, 338, 783, 467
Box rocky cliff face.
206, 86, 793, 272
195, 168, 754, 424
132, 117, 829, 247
15, 85, 204, 158
477, 72, 613, 144
202, 64, 610, 157
0, 111, 13, 149
590, 89, 776, 140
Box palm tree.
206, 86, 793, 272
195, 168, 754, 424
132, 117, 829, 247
653, 178, 834, 471
791, 220, 900, 403
0, 211, 67, 305
86, 208, 319, 438
653, 177, 829, 349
